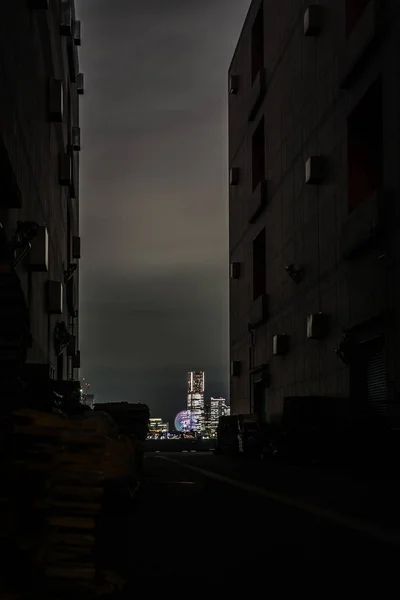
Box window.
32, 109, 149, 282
347, 78, 382, 213
252, 228, 266, 300
251, 5, 264, 83
252, 117, 265, 191
346, 0, 370, 37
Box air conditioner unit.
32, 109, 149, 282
72, 236, 81, 259
48, 79, 63, 122
27, 0, 49, 9
72, 126, 81, 151
230, 262, 241, 280
59, 153, 71, 186
60, 1, 72, 35
229, 75, 239, 95
77, 73, 85, 95
47, 281, 63, 314
229, 167, 240, 186
29, 226, 48, 272
306, 313, 328, 339
231, 361, 241, 377
305, 155, 325, 184
73, 20, 82, 45
304, 5, 322, 36
272, 334, 289, 356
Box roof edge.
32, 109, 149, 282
228, 0, 259, 73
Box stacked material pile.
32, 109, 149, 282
0, 408, 135, 598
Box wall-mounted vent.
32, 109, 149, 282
29, 226, 48, 272
304, 5, 322, 36
231, 361, 241, 377
272, 334, 289, 356
72, 236, 81, 260
230, 167, 240, 186
230, 262, 241, 280
72, 126, 81, 151
229, 75, 239, 94
59, 153, 71, 186
305, 155, 325, 184
60, 0, 72, 35
73, 20, 82, 45
306, 313, 329, 339
48, 79, 63, 122
77, 73, 85, 95
47, 281, 63, 314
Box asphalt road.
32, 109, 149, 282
104, 452, 400, 580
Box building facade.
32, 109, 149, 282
187, 371, 205, 432
229, 0, 400, 428
207, 397, 230, 436
0, 0, 83, 412
148, 418, 169, 438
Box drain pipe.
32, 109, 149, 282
248, 326, 255, 413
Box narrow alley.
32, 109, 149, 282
109, 452, 400, 581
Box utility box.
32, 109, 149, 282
273, 334, 289, 356
77, 73, 85, 95
307, 313, 329, 339
305, 156, 325, 184
72, 126, 81, 151
73, 20, 82, 45
304, 5, 322, 36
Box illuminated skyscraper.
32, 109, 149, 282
208, 397, 229, 436
187, 371, 205, 433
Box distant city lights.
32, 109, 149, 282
174, 410, 196, 432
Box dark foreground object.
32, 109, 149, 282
100, 452, 398, 584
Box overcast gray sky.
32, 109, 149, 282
76, 0, 250, 421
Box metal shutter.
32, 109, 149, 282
366, 346, 387, 415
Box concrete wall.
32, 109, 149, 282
229, 0, 400, 420
0, 1, 82, 378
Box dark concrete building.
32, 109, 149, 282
229, 0, 400, 428
0, 1, 83, 410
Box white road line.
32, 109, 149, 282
156, 455, 400, 546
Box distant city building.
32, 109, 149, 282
82, 393, 95, 410
148, 418, 169, 438
187, 371, 205, 433
207, 397, 230, 436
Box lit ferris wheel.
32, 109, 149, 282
174, 410, 197, 432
